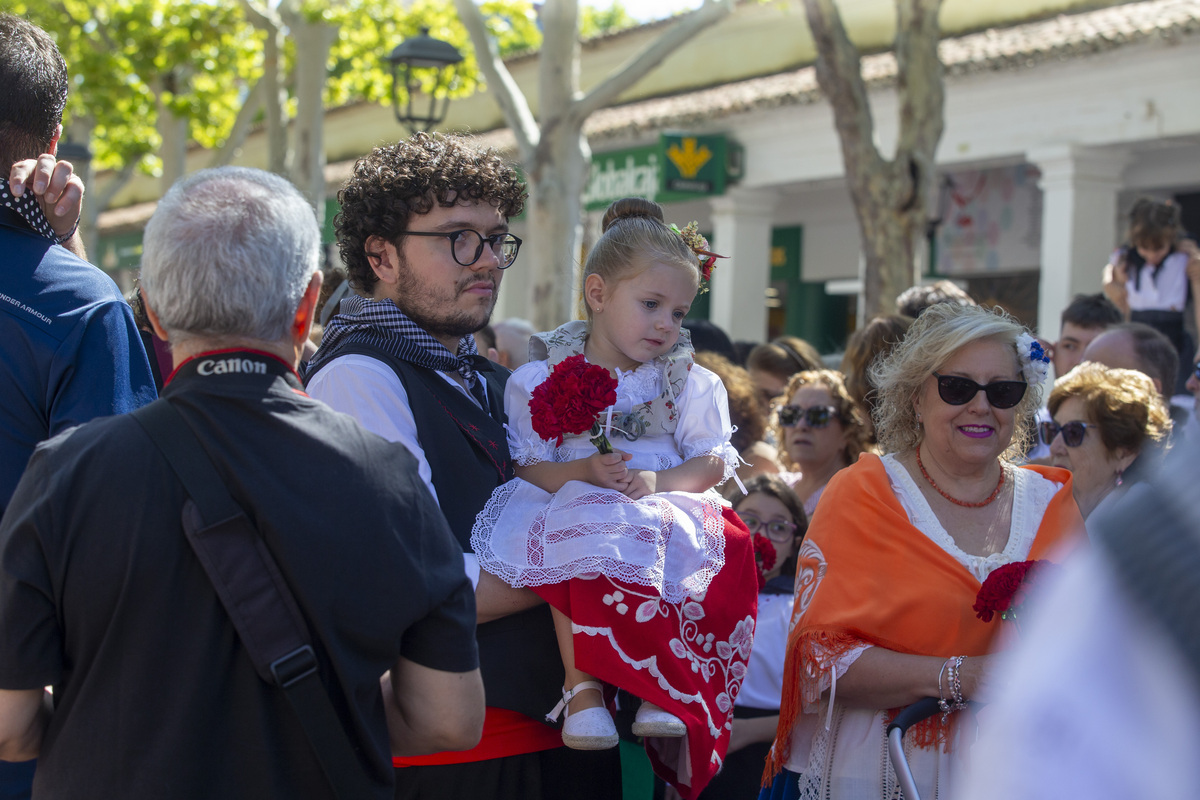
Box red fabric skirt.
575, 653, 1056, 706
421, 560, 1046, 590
533, 507, 759, 799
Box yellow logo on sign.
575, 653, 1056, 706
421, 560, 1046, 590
666, 138, 713, 180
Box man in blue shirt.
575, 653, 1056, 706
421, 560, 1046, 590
0, 14, 156, 516
0, 13, 156, 797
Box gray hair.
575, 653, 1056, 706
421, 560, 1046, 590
869, 303, 1039, 460
140, 167, 320, 347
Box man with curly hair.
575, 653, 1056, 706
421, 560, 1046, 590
304, 134, 621, 800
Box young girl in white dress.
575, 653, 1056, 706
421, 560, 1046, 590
471, 198, 759, 799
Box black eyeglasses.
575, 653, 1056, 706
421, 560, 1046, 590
397, 230, 522, 268
778, 404, 840, 428
738, 513, 798, 543
1039, 420, 1094, 448
1193, 361, 1200, 381
932, 372, 1027, 409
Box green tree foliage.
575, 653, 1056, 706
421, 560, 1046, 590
580, 1, 638, 38
15, 0, 260, 177
16, 0, 539, 179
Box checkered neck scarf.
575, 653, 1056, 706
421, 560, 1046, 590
0, 177, 57, 241
318, 294, 487, 383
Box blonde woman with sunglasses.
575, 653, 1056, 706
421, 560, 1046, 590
763, 304, 1085, 800
772, 370, 871, 517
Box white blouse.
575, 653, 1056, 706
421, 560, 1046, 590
504, 357, 741, 481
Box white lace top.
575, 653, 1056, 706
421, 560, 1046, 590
505, 357, 741, 482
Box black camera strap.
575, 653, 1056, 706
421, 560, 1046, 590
132, 399, 375, 799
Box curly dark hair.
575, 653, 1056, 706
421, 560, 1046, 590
334, 133, 526, 293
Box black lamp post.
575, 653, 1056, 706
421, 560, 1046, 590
385, 27, 464, 136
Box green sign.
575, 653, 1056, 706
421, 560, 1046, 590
661, 133, 730, 196
584, 134, 739, 211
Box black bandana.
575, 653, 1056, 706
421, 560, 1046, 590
316, 294, 490, 384
0, 177, 57, 242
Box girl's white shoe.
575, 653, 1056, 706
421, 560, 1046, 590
545, 680, 618, 750
631, 700, 686, 737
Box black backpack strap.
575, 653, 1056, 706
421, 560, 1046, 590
131, 399, 376, 799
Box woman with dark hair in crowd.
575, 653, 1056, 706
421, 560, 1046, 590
696, 352, 781, 482
1102, 197, 1200, 394
840, 314, 913, 443
746, 336, 822, 409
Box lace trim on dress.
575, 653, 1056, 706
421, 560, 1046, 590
682, 437, 742, 486
469, 481, 728, 603
880, 453, 1061, 583
613, 361, 663, 404
510, 436, 556, 466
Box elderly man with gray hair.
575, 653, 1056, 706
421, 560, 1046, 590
0, 167, 484, 799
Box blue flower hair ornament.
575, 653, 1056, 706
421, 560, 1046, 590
1016, 332, 1051, 387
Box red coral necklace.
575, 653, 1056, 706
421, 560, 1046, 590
916, 447, 1005, 508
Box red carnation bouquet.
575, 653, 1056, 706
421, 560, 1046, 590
529, 354, 618, 454
973, 559, 1060, 632
751, 535, 777, 591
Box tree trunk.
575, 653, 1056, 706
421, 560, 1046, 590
242, 1, 291, 177
157, 103, 189, 192
853, 187, 924, 319
288, 19, 338, 223
453, 0, 733, 329
527, 131, 589, 330
804, 0, 944, 319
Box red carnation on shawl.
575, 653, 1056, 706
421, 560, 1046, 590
529, 354, 618, 452
973, 559, 1059, 623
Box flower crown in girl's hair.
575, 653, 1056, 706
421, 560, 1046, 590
1016, 332, 1051, 387
669, 221, 727, 294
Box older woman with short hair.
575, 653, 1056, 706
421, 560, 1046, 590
1046, 361, 1171, 520
762, 304, 1084, 800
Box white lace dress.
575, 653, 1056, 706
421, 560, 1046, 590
783, 453, 1062, 800
470, 357, 741, 604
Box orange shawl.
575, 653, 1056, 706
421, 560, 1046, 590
765, 454, 1083, 778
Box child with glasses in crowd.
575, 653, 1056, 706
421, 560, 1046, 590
470, 197, 759, 799
699, 475, 808, 800
773, 369, 873, 517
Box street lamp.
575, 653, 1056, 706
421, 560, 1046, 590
385, 28, 464, 136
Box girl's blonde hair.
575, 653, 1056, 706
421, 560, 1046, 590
582, 197, 700, 323
869, 303, 1040, 460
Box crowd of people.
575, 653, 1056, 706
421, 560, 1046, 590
1, 11, 1199, 800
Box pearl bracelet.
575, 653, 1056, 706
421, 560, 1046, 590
938, 655, 968, 722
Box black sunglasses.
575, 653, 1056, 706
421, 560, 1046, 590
1039, 420, 1094, 448
778, 404, 840, 428
932, 372, 1027, 409
397, 229, 522, 268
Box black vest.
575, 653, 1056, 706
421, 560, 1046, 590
304, 331, 564, 721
